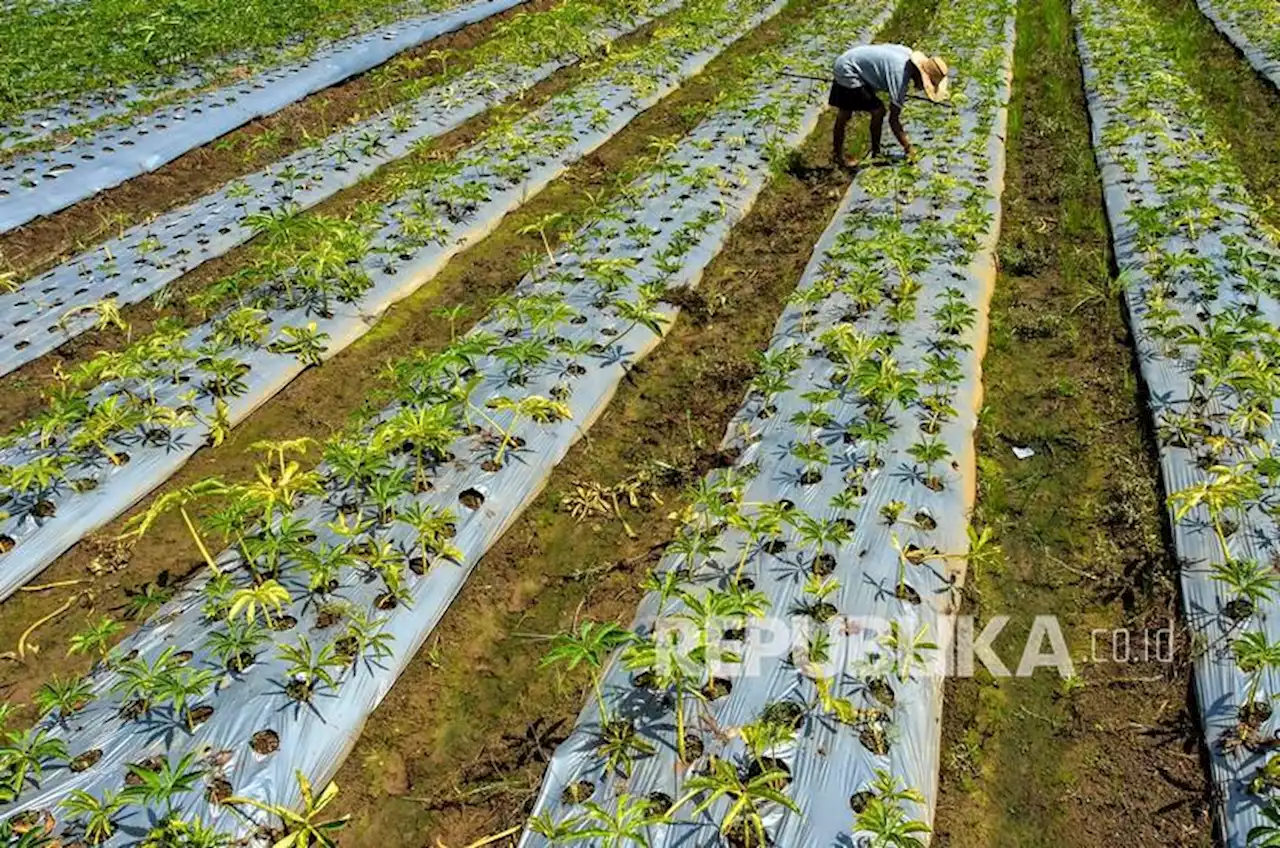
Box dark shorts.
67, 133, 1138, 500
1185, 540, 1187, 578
828, 82, 883, 113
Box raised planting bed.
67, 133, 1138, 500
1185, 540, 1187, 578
1075, 0, 1280, 843
0, 0, 789, 604
0, 0, 684, 376
0, 0, 905, 841
1194, 0, 1280, 91
0, 0, 484, 144
517, 0, 1016, 843
0, 0, 529, 233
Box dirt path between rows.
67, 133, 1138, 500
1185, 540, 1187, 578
932, 0, 1212, 845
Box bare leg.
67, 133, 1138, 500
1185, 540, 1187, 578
832, 108, 852, 164
869, 105, 887, 157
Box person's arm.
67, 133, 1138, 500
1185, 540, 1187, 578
888, 103, 914, 158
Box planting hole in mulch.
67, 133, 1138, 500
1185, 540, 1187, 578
206, 777, 234, 805
761, 701, 806, 730
375, 592, 398, 610
0, 535, 14, 554
9, 810, 53, 836
799, 469, 823, 485
725, 819, 773, 848
119, 699, 147, 721
860, 724, 890, 756
32, 499, 56, 518
762, 539, 786, 556
868, 677, 896, 708
645, 791, 674, 816
894, 583, 922, 605
459, 488, 485, 510
269, 615, 298, 631
681, 733, 705, 763
913, 510, 937, 531
315, 607, 345, 629
229, 650, 256, 673
173, 650, 194, 665
702, 678, 732, 701
560, 780, 595, 805
850, 790, 875, 813
744, 756, 792, 787
250, 730, 280, 756
811, 553, 837, 576
69, 749, 103, 772
903, 544, 933, 564
335, 636, 359, 662
795, 600, 837, 622
124, 756, 165, 787
189, 705, 215, 728
1225, 597, 1255, 622
1241, 701, 1273, 729
348, 540, 377, 557
631, 670, 659, 691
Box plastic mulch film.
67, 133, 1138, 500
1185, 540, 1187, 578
0, 72, 207, 153
0, 0, 451, 151
0, 0, 899, 840
1194, 0, 1280, 91
1075, 0, 1280, 844
0, 0, 787, 605
0, 0, 529, 233
518, 0, 1015, 844
0, 0, 684, 377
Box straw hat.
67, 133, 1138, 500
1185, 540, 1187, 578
911, 51, 950, 102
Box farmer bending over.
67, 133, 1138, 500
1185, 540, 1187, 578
829, 44, 949, 167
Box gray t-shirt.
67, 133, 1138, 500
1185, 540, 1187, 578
832, 43, 913, 107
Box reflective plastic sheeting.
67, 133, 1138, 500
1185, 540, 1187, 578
0, 0, 530, 232
520, 0, 1016, 843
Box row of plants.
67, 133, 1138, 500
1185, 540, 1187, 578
517, 0, 1015, 844
0, 0, 528, 232
1074, 0, 1280, 844
0, 0, 900, 840
0, 0, 789, 603
0, 0, 455, 156
1193, 0, 1280, 90
0, 0, 466, 135
0, 0, 683, 375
